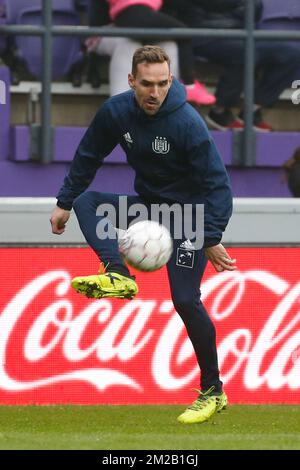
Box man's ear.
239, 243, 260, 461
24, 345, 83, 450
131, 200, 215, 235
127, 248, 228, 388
128, 73, 135, 89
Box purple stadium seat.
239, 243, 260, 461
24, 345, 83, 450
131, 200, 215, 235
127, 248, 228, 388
5, 0, 75, 23
261, 0, 300, 30
260, 0, 300, 82
262, 0, 300, 20
4, 1, 83, 81
15, 6, 83, 80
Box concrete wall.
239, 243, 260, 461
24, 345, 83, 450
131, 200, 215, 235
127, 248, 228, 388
0, 197, 300, 245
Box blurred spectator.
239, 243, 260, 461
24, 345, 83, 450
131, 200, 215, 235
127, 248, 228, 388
283, 147, 300, 197
86, 35, 179, 95
85, 0, 178, 94
87, 0, 215, 104
170, 0, 300, 131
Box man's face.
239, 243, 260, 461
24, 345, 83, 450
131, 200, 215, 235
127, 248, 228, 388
128, 61, 172, 116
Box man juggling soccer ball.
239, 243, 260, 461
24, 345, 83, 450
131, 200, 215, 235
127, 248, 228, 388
50, 45, 237, 424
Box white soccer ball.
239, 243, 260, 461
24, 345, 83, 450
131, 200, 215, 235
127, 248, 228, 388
118, 220, 173, 272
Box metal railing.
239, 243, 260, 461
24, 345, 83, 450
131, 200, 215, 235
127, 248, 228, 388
0, 0, 299, 165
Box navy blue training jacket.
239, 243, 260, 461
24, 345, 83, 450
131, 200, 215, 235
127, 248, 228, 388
57, 79, 233, 247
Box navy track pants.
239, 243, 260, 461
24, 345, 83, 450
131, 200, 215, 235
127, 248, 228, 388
73, 191, 222, 392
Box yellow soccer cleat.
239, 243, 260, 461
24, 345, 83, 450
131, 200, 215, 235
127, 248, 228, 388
215, 390, 228, 413
177, 387, 228, 424
71, 271, 138, 300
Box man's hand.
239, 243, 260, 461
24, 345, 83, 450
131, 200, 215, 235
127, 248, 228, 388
205, 243, 237, 272
85, 36, 101, 53
50, 206, 71, 235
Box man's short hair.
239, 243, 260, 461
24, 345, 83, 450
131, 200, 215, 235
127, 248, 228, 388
132, 45, 171, 77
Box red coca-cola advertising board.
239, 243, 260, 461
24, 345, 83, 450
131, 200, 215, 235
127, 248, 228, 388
0, 247, 299, 405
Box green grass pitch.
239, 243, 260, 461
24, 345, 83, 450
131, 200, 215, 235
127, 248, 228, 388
0, 405, 299, 450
